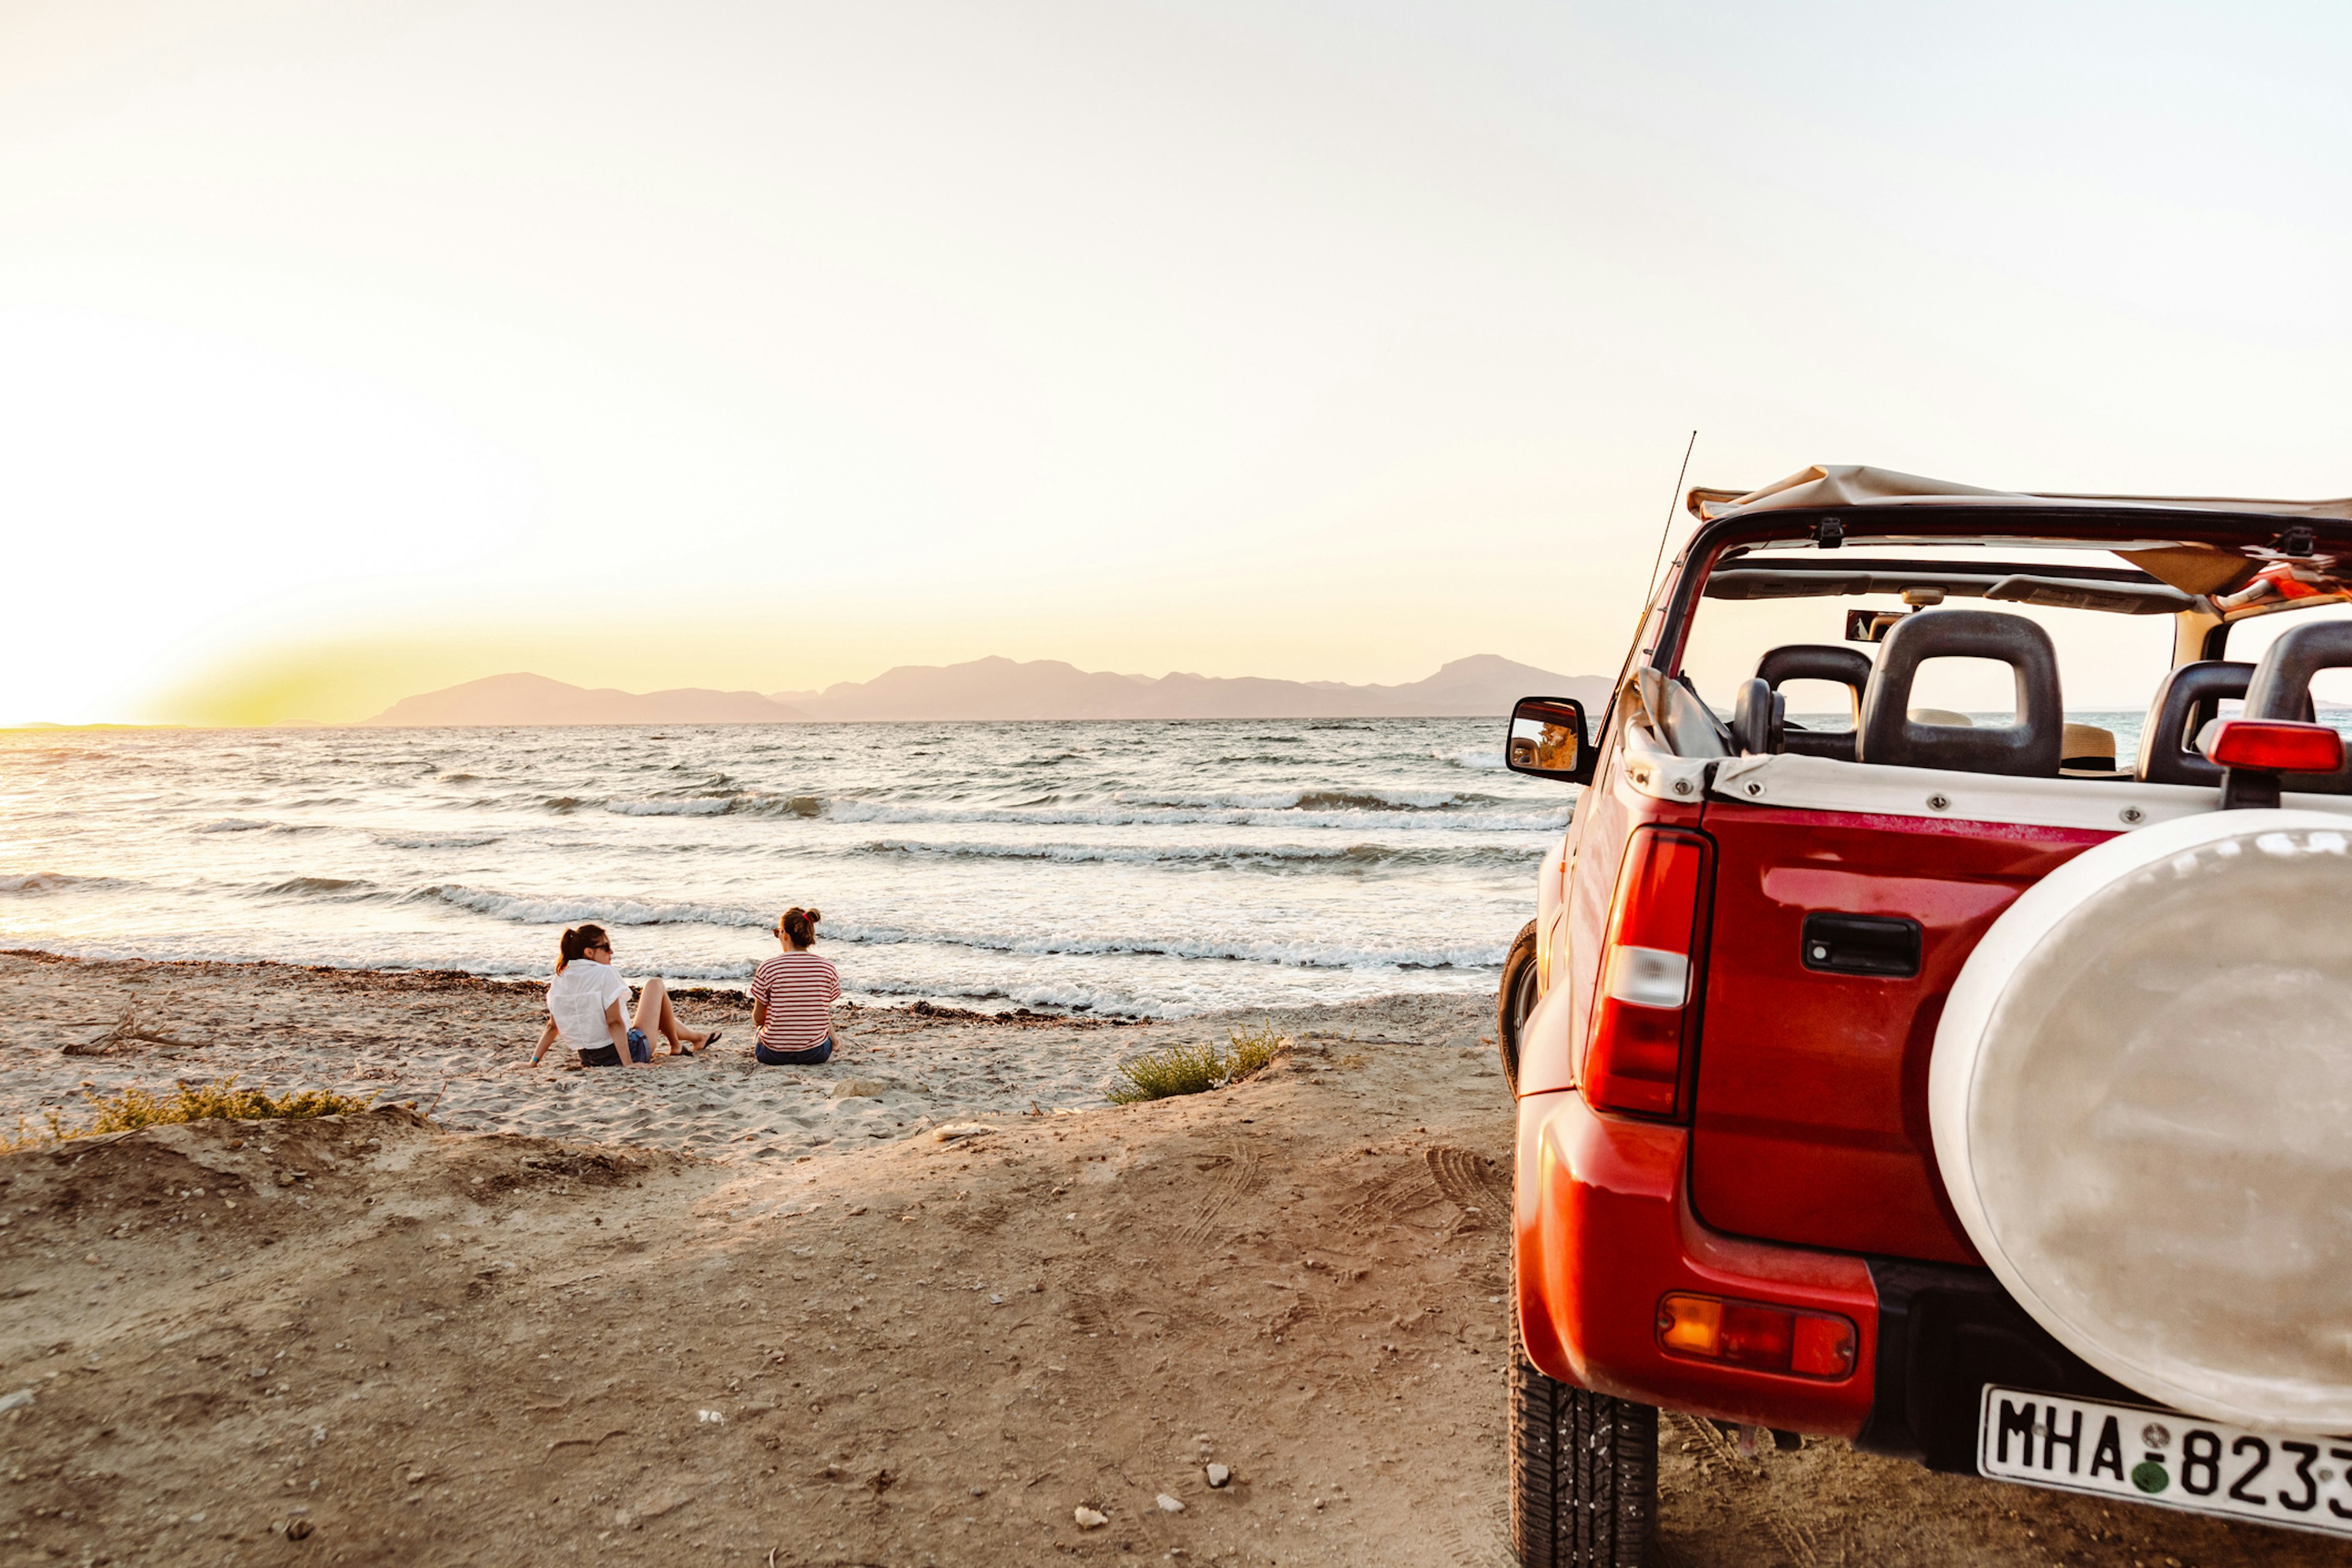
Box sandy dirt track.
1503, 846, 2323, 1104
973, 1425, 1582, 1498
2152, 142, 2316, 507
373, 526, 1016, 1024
0, 961, 2346, 1566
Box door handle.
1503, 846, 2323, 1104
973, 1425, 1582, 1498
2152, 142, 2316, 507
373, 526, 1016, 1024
1800, 913, 1921, 978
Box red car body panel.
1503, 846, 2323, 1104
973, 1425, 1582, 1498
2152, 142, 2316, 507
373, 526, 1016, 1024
1687, 803, 2116, 1262
1514, 1086, 1878, 1436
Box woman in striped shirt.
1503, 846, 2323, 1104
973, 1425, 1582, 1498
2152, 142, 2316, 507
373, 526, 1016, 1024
749, 906, 840, 1065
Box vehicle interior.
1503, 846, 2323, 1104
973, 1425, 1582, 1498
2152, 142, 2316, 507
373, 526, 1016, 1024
1651, 529, 2352, 794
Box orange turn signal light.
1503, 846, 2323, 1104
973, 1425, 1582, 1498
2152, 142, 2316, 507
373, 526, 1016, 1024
1656, 1292, 1856, 1379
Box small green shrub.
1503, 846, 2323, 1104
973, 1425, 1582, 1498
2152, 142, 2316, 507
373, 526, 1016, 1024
1109, 1021, 1290, 1104
0, 1079, 375, 1152
0, 1111, 69, 1155
82, 1079, 374, 1134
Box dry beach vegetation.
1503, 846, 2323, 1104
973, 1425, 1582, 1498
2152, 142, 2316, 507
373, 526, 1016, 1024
0, 954, 2343, 1566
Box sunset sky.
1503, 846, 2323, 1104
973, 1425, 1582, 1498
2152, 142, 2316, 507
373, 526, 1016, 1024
4, 1, 2348, 723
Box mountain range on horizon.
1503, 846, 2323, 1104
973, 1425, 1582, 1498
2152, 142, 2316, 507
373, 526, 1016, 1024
363, 655, 1609, 726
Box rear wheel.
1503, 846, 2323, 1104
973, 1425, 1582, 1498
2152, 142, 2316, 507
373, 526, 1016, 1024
1510, 1264, 1657, 1567
1497, 920, 1539, 1093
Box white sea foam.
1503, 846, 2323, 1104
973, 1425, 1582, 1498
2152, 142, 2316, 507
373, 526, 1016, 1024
818, 921, 1507, 972
418, 884, 764, 929
404, 883, 1502, 971
817, 799, 1569, 832
849, 838, 1536, 869
602, 797, 733, 817
1113, 786, 1496, 812
370, 831, 507, 850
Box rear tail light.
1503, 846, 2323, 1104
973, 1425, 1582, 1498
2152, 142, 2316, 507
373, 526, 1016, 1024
2202, 718, 2346, 774
1657, 1292, 1857, 1379
1583, 827, 1711, 1117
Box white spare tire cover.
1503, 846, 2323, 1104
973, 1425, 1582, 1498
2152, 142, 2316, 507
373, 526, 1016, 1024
1931, 808, 2352, 1433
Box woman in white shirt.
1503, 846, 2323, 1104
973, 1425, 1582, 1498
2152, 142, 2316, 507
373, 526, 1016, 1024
531, 924, 720, 1068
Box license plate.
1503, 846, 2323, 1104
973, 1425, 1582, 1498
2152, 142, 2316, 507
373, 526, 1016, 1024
1979, 1386, 2352, 1539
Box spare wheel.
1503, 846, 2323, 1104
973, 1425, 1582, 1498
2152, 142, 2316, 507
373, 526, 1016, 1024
1931, 807, 2352, 1433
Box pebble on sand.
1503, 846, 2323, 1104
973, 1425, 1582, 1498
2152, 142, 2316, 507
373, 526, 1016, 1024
1074, 1506, 1109, 1529
1206, 1464, 1231, 1488
1157, 1493, 1186, 1513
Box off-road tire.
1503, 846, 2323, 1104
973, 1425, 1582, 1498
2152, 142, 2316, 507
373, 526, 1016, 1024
1509, 1281, 1657, 1567
1496, 920, 1539, 1094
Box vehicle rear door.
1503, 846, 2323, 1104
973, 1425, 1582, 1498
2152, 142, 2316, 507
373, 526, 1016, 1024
1689, 799, 2111, 1263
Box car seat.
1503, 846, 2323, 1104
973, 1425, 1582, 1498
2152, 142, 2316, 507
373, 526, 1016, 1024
2135, 661, 2260, 786
1855, 610, 2064, 776
1736, 644, 1872, 760
2238, 621, 2352, 793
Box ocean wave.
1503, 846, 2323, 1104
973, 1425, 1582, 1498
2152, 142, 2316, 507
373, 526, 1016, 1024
398, 881, 1505, 971
0, 872, 122, 895
818, 800, 1568, 832
849, 837, 1540, 869
524, 785, 1558, 830
1116, 787, 1498, 812
603, 797, 732, 817
814, 920, 1508, 972
371, 831, 508, 850
197, 818, 274, 833
416, 884, 767, 929
1432, 748, 1507, 771
730, 793, 826, 818
601, 793, 824, 818
258, 875, 390, 902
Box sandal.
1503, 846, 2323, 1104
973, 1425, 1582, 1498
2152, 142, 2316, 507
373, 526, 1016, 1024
698, 1030, 722, 1052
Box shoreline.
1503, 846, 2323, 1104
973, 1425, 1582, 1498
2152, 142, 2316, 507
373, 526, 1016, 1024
1, 945, 1121, 1018
0, 951, 1493, 1162
0, 944, 1504, 1025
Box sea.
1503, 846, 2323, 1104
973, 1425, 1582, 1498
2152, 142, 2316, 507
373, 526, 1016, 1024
0, 719, 1574, 1019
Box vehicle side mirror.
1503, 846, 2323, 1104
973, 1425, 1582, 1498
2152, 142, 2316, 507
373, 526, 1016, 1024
1507, 696, 1594, 784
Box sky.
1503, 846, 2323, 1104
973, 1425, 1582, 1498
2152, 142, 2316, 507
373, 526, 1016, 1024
2, 0, 2348, 725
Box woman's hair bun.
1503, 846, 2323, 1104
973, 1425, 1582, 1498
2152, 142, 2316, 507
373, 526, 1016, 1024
805, 907, 822, 924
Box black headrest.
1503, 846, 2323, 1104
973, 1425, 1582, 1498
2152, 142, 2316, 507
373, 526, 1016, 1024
1856, 610, 2064, 776
1731, 678, 1784, 756
2136, 662, 2256, 786
1755, 644, 1873, 695
2241, 620, 2352, 793
1755, 644, 1869, 761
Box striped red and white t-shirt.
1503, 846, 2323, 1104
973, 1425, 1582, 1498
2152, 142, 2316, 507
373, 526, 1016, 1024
750, 951, 840, 1052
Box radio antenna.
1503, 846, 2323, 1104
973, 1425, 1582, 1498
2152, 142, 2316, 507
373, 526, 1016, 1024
1645, 429, 1698, 600
1624, 431, 1698, 667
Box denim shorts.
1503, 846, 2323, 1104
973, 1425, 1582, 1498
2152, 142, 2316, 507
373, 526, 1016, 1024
755, 1035, 834, 1066
579, 1028, 652, 1068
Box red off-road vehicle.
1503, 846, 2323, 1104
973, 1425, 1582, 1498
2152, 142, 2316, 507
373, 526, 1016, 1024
1497, 466, 2352, 1566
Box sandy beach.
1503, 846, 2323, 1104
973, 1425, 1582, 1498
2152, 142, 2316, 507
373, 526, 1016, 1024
0, 954, 2342, 1566
0, 952, 1486, 1159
